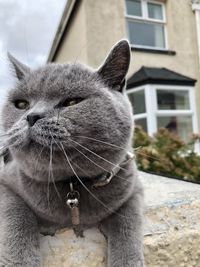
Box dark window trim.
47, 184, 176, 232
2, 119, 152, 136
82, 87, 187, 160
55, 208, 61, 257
131, 46, 176, 55
126, 79, 196, 89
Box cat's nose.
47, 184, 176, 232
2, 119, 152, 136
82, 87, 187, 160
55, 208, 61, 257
26, 113, 44, 127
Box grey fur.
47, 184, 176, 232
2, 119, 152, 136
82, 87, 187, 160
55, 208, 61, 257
0, 40, 144, 266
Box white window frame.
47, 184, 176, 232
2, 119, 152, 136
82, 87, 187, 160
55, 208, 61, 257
127, 86, 148, 131
125, 0, 168, 50
127, 84, 199, 149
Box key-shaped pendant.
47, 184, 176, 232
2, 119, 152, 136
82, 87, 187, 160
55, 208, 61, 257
66, 188, 80, 226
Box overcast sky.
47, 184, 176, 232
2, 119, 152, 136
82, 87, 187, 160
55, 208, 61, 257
0, 0, 66, 101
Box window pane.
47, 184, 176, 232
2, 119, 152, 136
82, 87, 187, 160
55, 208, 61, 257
127, 20, 165, 48
148, 2, 163, 20
135, 118, 148, 132
157, 116, 193, 142
128, 90, 146, 114
126, 0, 142, 16
157, 90, 190, 110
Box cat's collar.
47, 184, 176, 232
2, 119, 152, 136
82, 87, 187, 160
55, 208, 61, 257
65, 151, 135, 187
93, 151, 135, 188
66, 151, 135, 230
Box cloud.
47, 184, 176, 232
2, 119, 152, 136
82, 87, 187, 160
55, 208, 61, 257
0, 0, 66, 65
0, 40, 15, 103
0, 0, 66, 102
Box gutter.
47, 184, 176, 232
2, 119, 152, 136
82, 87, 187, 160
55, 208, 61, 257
192, 0, 200, 67
47, 0, 77, 62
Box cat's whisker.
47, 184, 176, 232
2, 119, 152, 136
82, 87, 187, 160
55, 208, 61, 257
4, 129, 26, 147
33, 145, 45, 173
0, 139, 18, 147
55, 139, 90, 178
0, 149, 10, 161
4, 132, 22, 143
0, 139, 24, 160
0, 141, 22, 160
4, 114, 28, 141
0, 144, 9, 151
70, 142, 132, 183
49, 133, 92, 177
0, 127, 28, 162
71, 135, 132, 152
0, 139, 11, 145
49, 138, 62, 200
2, 131, 24, 147
70, 142, 109, 172
1, 140, 16, 150
47, 143, 51, 213
60, 142, 113, 210
5, 124, 27, 140
48, 131, 74, 200
135, 150, 170, 164
0, 132, 12, 138
60, 142, 129, 219
56, 109, 61, 125
73, 140, 164, 166
0, 147, 9, 159
66, 138, 128, 172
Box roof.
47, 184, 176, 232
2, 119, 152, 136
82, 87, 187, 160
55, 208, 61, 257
47, 0, 78, 62
127, 67, 196, 89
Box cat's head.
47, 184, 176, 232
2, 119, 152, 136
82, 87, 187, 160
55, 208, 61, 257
2, 40, 134, 181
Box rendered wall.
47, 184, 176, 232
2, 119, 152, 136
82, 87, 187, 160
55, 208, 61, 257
54, 1, 88, 64
53, 0, 200, 131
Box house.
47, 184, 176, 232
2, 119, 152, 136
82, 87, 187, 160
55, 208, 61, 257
48, 0, 200, 142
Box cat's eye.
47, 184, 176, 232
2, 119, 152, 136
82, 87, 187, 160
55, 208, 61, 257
14, 100, 29, 110
61, 98, 83, 107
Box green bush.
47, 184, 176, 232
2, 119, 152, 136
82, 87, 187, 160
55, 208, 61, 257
133, 125, 200, 183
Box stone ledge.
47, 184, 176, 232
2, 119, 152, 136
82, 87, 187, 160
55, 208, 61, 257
41, 229, 106, 267
145, 228, 200, 267
144, 200, 200, 267
41, 172, 200, 267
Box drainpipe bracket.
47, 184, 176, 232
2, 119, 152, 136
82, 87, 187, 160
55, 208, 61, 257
192, 1, 200, 11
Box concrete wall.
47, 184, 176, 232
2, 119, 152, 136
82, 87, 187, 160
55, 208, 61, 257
53, 0, 200, 131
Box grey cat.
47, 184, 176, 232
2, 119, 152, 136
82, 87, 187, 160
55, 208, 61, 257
0, 40, 144, 267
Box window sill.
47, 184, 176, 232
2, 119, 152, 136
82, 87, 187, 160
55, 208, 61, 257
131, 46, 176, 55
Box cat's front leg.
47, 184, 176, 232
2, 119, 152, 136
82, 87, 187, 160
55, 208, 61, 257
0, 184, 41, 267
100, 187, 144, 267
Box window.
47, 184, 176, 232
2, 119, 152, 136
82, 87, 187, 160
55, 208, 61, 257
127, 85, 198, 143
157, 90, 190, 110
125, 0, 166, 49
128, 89, 146, 114
128, 88, 148, 132
155, 88, 195, 142
135, 117, 148, 132
128, 89, 147, 131
157, 115, 193, 141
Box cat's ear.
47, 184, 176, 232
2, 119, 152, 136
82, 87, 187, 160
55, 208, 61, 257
97, 40, 130, 91
7, 53, 30, 80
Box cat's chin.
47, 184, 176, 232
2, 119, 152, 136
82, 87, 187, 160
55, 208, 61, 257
28, 131, 69, 151
25, 137, 59, 151
11, 139, 66, 166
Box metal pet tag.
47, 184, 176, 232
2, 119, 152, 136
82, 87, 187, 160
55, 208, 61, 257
66, 185, 80, 226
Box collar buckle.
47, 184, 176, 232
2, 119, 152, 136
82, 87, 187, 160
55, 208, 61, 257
93, 152, 134, 188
